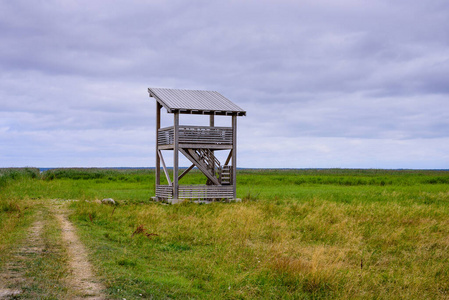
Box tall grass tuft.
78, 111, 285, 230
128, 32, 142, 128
0, 167, 40, 188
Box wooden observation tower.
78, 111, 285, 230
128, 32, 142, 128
148, 88, 246, 203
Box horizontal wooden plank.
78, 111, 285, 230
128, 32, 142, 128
156, 185, 234, 200
155, 185, 173, 199
158, 144, 232, 150
159, 125, 232, 131
158, 125, 233, 146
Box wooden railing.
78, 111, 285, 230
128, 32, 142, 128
158, 126, 232, 146
156, 184, 234, 200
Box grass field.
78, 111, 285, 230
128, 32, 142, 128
1, 168, 449, 299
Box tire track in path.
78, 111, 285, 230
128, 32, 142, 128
0, 212, 44, 299
53, 202, 106, 300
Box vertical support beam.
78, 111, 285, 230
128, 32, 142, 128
156, 102, 161, 187
209, 114, 215, 127
209, 114, 215, 182
173, 111, 179, 200
232, 114, 237, 198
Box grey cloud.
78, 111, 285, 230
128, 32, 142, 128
1, 0, 449, 168
3, 0, 448, 96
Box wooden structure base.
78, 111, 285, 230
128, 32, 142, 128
152, 194, 242, 204
155, 184, 234, 201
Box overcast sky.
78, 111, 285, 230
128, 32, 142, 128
1, 0, 449, 169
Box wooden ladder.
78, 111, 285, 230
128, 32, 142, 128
219, 165, 232, 185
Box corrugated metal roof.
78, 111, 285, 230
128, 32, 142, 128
148, 88, 246, 116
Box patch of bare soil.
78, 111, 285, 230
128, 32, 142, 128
0, 203, 106, 299
0, 213, 44, 299
54, 208, 106, 300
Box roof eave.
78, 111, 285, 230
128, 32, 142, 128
148, 88, 173, 113
174, 109, 246, 116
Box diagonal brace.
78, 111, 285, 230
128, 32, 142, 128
158, 150, 172, 186
224, 149, 233, 166
178, 163, 195, 181
179, 148, 220, 185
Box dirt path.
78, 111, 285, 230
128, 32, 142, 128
54, 207, 106, 299
0, 202, 106, 299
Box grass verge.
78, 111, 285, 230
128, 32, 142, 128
0, 169, 39, 270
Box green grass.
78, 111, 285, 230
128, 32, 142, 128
1, 168, 449, 298
0, 168, 40, 263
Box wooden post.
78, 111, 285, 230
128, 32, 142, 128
209, 114, 215, 184
173, 111, 179, 201
232, 114, 237, 198
156, 102, 161, 188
